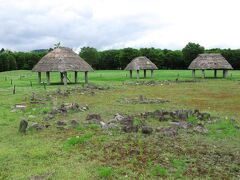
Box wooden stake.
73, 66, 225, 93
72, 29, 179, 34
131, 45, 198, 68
13, 85, 16, 94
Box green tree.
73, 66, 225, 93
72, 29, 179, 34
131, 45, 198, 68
79, 47, 99, 69
182, 42, 204, 67
7, 54, 17, 70
119, 48, 140, 69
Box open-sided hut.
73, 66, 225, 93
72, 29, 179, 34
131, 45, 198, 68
124, 56, 158, 79
32, 47, 93, 85
188, 53, 233, 78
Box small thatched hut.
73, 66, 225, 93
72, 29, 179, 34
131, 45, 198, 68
32, 47, 93, 85
188, 53, 233, 78
124, 56, 158, 79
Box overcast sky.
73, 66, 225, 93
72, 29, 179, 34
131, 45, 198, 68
0, 0, 240, 52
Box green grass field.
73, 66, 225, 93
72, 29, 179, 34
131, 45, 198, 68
0, 70, 240, 179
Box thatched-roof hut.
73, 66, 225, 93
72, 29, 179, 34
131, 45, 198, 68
32, 47, 93, 85
188, 53, 233, 78
124, 56, 158, 79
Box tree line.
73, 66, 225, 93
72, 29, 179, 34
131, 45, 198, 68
0, 43, 240, 72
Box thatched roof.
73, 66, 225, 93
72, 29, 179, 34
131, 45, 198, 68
124, 56, 158, 70
32, 47, 93, 72
188, 53, 233, 70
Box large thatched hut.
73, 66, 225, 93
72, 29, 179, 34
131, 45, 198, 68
124, 56, 158, 79
188, 53, 233, 78
32, 47, 93, 85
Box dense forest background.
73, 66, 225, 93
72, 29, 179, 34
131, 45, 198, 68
0, 42, 240, 72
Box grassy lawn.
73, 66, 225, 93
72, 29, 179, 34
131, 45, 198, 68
0, 70, 240, 179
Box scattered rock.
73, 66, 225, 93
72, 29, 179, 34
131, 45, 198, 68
86, 114, 102, 123
194, 125, 208, 134
156, 127, 178, 136
31, 123, 44, 131
19, 119, 28, 134
70, 120, 79, 128
142, 126, 153, 134
56, 120, 67, 126
115, 113, 124, 121
15, 104, 27, 109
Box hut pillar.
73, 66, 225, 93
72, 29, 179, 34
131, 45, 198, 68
63, 72, 67, 85
223, 70, 228, 78
151, 70, 154, 78
60, 73, 64, 84
130, 70, 133, 78
144, 69, 147, 78
74, 71, 78, 83
201, 70, 205, 78
46, 72, 50, 85
136, 70, 140, 79
214, 70, 217, 78
85, 71, 88, 84
38, 72, 41, 84
192, 70, 195, 79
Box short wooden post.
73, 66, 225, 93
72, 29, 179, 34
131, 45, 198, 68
60, 72, 64, 84
151, 70, 154, 78
38, 72, 41, 84
13, 85, 16, 94
192, 70, 195, 79
136, 70, 140, 79
130, 70, 133, 78
63, 72, 67, 85
214, 70, 217, 78
201, 69, 205, 78
144, 69, 147, 78
85, 71, 88, 84
74, 71, 78, 83
223, 70, 228, 78
46, 72, 50, 85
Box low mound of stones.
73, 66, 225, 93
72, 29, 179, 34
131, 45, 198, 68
124, 80, 199, 86
19, 108, 219, 136
121, 95, 169, 104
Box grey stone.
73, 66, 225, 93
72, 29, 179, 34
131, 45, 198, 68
31, 123, 44, 131
142, 126, 153, 134
86, 114, 101, 123
56, 120, 67, 126
194, 125, 208, 134
70, 120, 79, 128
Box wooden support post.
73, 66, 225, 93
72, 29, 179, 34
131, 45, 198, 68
85, 71, 88, 84
130, 70, 133, 78
46, 72, 50, 85
201, 69, 205, 78
192, 70, 195, 79
151, 70, 154, 78
136, 70, 140, 79
223, 70, 228, 78
63, 72, 67, 85
144, 69, 147, 78
38, 72, 41, 84
60, 72, 64, 84
74, 71, 78, 83
214, 69, 217, 78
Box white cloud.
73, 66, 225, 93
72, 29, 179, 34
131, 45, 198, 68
0, 0, 240, 51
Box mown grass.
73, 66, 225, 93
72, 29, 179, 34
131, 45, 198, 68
0, 70, 240, 179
